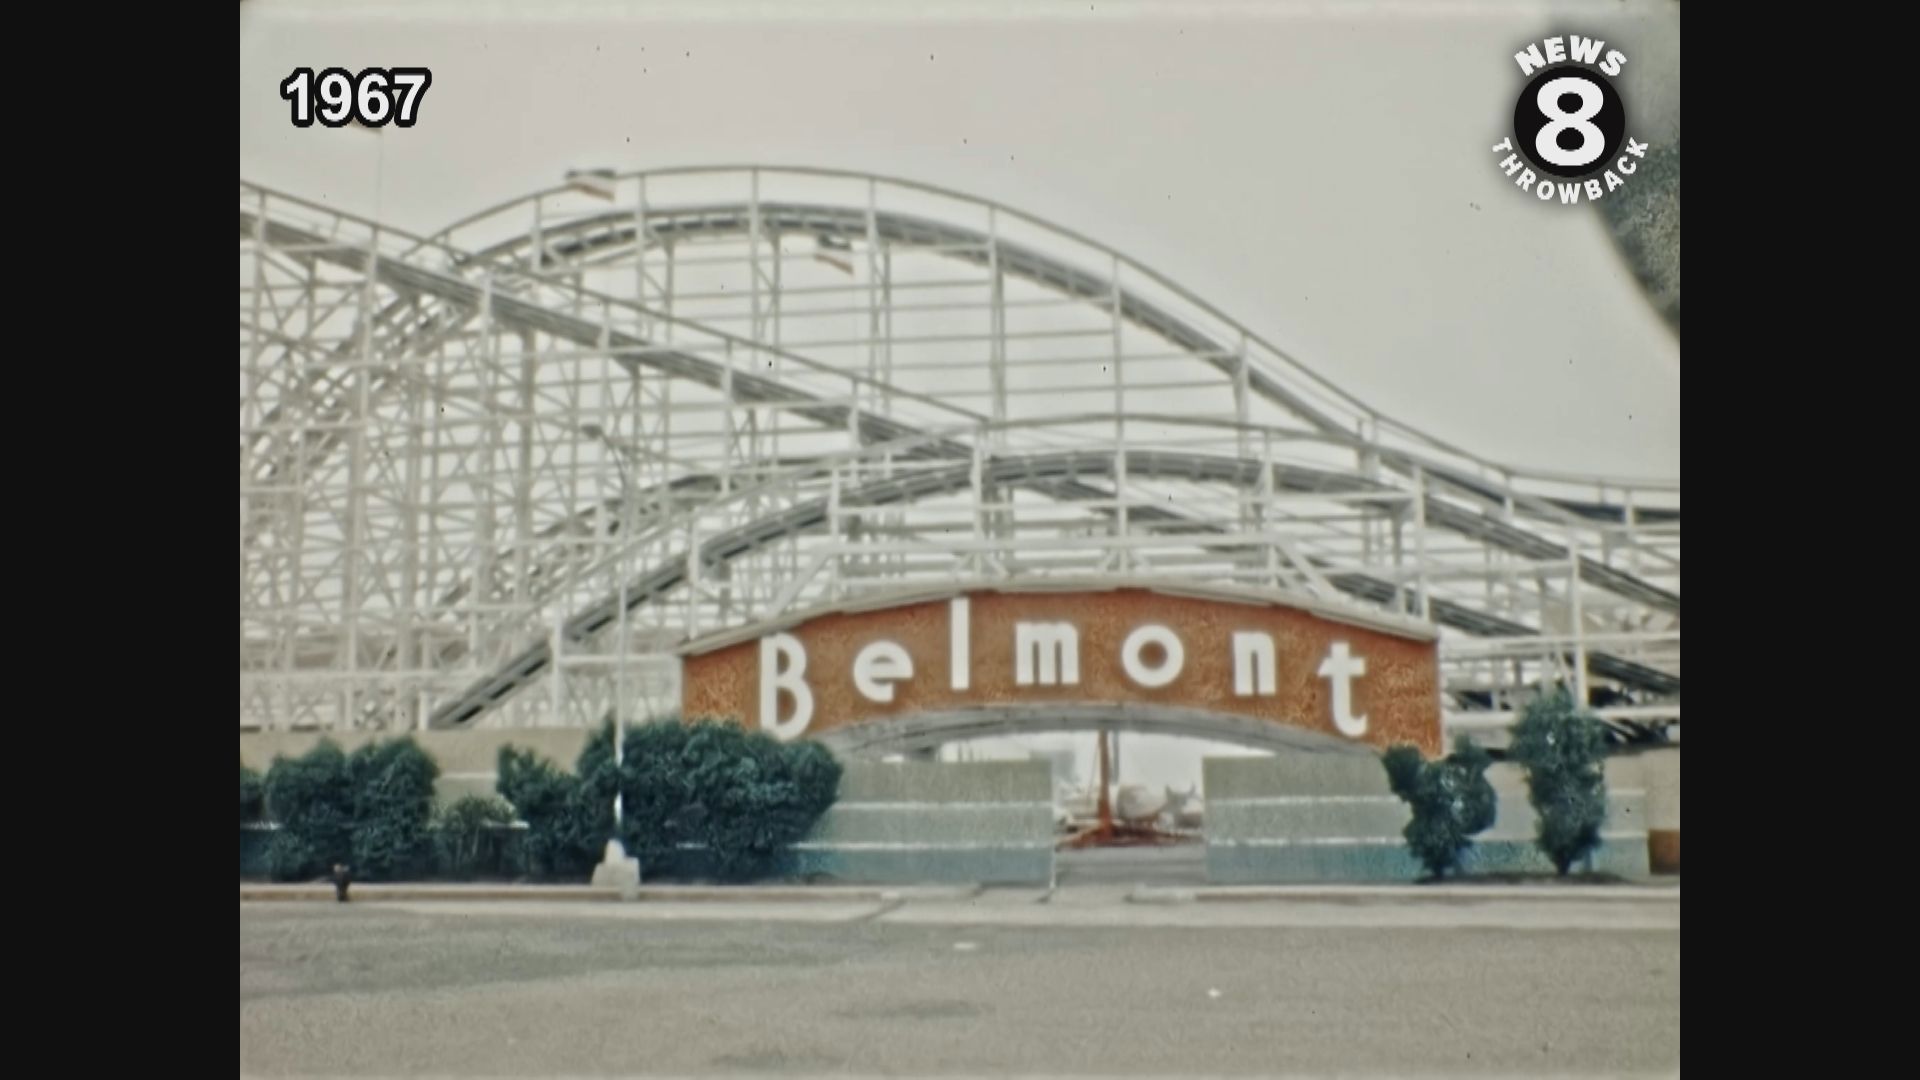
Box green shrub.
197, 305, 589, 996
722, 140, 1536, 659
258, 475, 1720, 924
663, 720, 842, 881
497, 744, 609, 879
346, 738, 440, 880
497, 717, 843, 882
606, 719, 697, 867
1507, 686, 1610, 875
435, 795, 521, 879
1382, 737, 1498, 880
264, 740, 354, 880
241, 761, 265, 824
266, 831, 324, 882
261, 737, 441, 881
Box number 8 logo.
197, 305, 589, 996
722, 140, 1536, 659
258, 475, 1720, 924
1511, 67, 1626, 180
1535, 77, 1605, 169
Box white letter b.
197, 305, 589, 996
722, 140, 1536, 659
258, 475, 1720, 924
759, 633, 814, 740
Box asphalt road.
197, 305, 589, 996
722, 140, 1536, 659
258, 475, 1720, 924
240, 896, 1678, 1077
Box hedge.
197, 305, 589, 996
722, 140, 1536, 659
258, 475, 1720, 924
240, 761, 265, 825
245, 719, 844, 884
497, 717, 842, 882
258, 737, 440, 882
433, 796, 522, 879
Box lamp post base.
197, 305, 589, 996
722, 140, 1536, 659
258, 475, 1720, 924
591, 839, 642, 899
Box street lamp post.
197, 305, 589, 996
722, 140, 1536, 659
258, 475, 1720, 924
581, 423, 643, 897
581, 424, 633, 835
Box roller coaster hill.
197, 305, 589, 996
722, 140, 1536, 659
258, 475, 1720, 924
239, 167, 1678, 750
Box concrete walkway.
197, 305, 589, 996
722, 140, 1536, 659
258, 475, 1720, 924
238, 882, 982, 903
240, 879, 1678, 932
241, 878, 1676, 904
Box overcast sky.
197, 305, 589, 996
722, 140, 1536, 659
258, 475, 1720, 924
241, 0, 1679, 787
240, 0, 1678, 482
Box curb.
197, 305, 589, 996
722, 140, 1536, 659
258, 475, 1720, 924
240, 885, 620, 903
244, 881, 1677, 905
239, 883, 983, 904
1157, 884, 1680, 903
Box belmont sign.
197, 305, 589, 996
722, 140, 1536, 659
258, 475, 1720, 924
681, 584, 1443, 756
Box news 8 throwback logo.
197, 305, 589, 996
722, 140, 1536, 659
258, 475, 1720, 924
279, 67, 433, 128
1491, 35, 1647, 206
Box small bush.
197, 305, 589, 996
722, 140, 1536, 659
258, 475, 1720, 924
1382, 737, 1497, 880
264, 740, 355, 880
435, 795, 521, 879
607, 719, 697, 867
347, 738, 440, 880
497, 717, 843, 882
1507, 686, 1610, 875
497, 744, 609, 880
261, 737, 441, 881
666, 720, 842, 881
240, 761, 265, 824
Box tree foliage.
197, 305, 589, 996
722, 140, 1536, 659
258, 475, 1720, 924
345, 738, 440, 880
652, 720, 842, 880
1382, 737, 1498, 880
496, 744, 611, 880
496, 717, 843, 882
261, 738, 439, 881
264, 740, 354, 880
434, 795, 521, 879
241, 760, 265, 824
1507, 686, 1610, 875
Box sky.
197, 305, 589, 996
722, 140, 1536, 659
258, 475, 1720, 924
240, 0, 1679, 480
240, 0, 1680, 788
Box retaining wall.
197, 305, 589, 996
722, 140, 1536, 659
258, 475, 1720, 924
1204, 753, 1651, 883
787, 760, 1055, 884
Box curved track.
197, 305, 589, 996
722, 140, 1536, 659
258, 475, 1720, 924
459, 199, 1676, 530
239, 168, 1678, 740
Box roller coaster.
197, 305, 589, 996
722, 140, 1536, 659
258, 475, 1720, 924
239, 167, 1678, 746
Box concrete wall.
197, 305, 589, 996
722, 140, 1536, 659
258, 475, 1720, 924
1633, 746, 1680, 873
788, 760, 1055, 885
1204, 753, 1651, 883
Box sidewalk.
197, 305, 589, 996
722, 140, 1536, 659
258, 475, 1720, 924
239, 882, 981, 903
1146, 881, 1680, 903
241, 879, 1677, 905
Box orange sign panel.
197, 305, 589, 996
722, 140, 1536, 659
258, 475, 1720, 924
682, 587, 1442, 756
